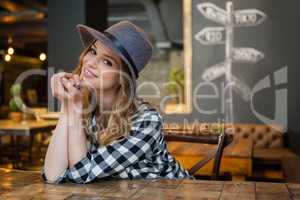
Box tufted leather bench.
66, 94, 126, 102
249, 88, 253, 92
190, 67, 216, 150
164, 123, 297, 159
225, 123, 298, 161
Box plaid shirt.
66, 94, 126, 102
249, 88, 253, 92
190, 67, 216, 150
41, 101, 194, 184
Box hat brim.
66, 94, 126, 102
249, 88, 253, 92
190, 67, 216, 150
76, 24, 138, 81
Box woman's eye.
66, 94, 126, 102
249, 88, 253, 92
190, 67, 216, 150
89, 48, 97, 56
103, 59, 113, 67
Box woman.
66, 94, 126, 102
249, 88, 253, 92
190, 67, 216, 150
42, 20, 194, 184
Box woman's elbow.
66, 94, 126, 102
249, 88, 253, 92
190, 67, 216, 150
42, 173, 63, 184
42, 167, 67, 184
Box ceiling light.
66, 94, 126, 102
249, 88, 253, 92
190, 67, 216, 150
39, 53, 46, 61
7, 47, 14, 55
4, 54, 11, 62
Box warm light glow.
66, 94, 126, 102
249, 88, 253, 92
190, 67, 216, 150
39, 53, 46, 61
7, 47, 14, 55
8, 37, 13, 44
4, 54, 11, 62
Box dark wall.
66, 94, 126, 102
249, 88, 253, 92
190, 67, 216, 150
48, 0, 85, 72
48, 0, 107, 72
165, 0, 300, 154
47, 0, 107, 110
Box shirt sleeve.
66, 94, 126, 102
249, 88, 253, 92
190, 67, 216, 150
66, 110, 163, 184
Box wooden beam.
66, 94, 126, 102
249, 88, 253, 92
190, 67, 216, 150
0, 0, 28, 12
0, 11, 45, 24
0, 23, 47, 37
18, 0, 47, 12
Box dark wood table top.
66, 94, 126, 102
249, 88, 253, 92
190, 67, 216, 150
0, 119, 57, 136
0, 119, 57, 131
1, 168, 300, 200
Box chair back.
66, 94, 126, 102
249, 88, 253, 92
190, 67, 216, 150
164, 129, 233, 180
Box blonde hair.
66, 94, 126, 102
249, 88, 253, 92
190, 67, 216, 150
73, 41, 148, 146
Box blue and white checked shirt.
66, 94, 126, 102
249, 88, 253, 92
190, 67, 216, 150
41, 101, 194, 184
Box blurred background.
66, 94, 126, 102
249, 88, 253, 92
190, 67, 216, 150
0, 0, 186, 115
1, 0, 300, 183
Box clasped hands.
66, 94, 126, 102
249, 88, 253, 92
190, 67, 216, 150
51, 72, 84, 114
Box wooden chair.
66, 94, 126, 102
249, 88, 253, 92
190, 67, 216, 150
164, 129, 233, 180
0, 131, 22, 168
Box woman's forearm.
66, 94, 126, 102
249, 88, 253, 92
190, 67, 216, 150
67, 106, 88, 168
44, 104, 69, 182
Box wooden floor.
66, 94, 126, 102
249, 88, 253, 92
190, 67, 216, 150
1, 168, 300, 200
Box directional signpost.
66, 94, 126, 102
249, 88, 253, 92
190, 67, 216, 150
196, 1, 266, 129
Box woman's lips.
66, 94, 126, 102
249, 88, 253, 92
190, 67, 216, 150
83, 67, 98, 78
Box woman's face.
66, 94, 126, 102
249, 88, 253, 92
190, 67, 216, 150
80, 40, 122, 92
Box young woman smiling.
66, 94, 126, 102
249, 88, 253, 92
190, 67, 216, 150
42, 21, 194, 184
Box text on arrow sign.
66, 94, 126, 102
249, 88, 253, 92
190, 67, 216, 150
197, 3, 228, 25
195, 27, 226, 45
233, 48, 264, 63
234, 9, 267, 27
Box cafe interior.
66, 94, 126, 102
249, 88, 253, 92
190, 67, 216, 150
1, 0, 300, 199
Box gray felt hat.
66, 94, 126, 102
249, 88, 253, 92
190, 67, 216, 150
76, 20, 153, 79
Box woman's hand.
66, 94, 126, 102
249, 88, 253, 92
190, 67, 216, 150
51, 72, 73, 102
51, 72, 83, 114
60, 74, 83, 115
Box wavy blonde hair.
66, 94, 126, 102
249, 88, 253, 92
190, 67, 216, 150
73, 41, 148, 146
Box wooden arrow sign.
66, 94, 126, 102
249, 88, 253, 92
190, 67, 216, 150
233, 48, 264, 63
234, 9, 267, 27
202, 62, 226, 81
195, 27, 226, 45
197, 2, 228, 25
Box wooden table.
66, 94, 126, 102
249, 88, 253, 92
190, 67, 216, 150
0, 119, 57, 136
0, 168, 299, 200
0, 119, 57, 166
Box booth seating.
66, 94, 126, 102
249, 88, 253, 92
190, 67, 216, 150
227, 124, 297, 161
230, 124, 298, 180
163, 123, 298, 180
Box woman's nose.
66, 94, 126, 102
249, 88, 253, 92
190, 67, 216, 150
86, 59, 97, 70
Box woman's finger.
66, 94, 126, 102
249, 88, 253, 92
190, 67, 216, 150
72, 74, 80, 83
68, 77, 81, 91
51, 74, 68, 100
61, 77, 74, 92
72, 75, 82, 89
62, 72, 74, 78
55, 72, 72, 80
61, 77, 81, 97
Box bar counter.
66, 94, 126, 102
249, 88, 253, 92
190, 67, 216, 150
0, 168, 299, 199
